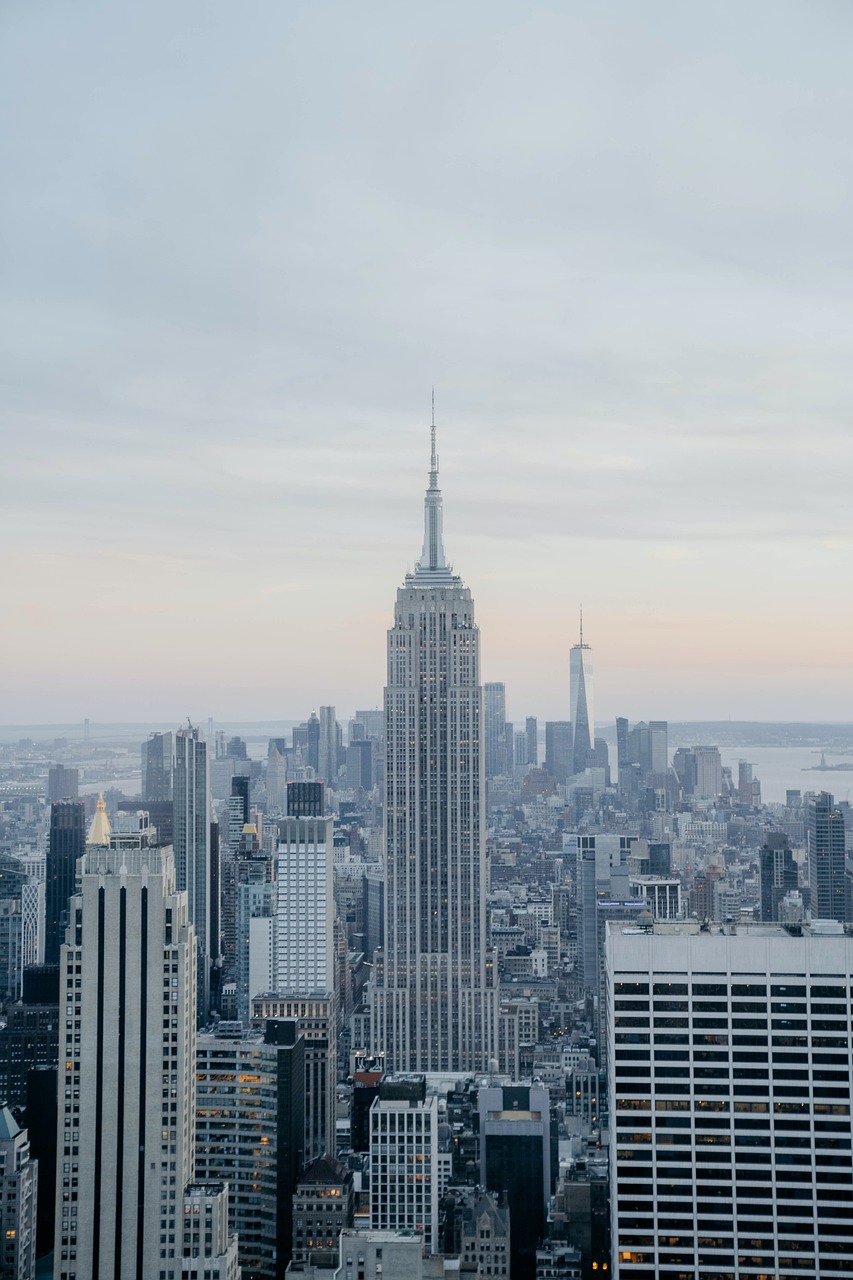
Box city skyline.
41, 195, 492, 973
2, 1, 853, 723
3, 6, 853, 1276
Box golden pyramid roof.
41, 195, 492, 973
87, 793, 112, 846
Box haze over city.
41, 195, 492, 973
3, 0, 853, 723
6, 8, 853, 1280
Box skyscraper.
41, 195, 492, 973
174, 725, 216, 1019
371, 422, 498, 1073
480, 1083, 550, 1280
196, 1020, 306, 1278
45, 802, 85, 967
807, 791, 847, 922
141, 731, 173, 803
231, 773, 250, 827
0, 1106, 37, 1280
525, 715, 538, 765
271, 807, 334, 994
55, 839, 197, 1279
47, 764, 79, 803
569, 612, 594, 777
622, 719, 668, 780
248, 788, 336, 1161
759, 831, 798, 921
484, 682, 508, 778
607, 918, 853, 1280
544, 721, 573, 786
305, 711, 320, 773
318, 706, 338, 785
370, 1079, 442, 1253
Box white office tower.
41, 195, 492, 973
369, 1080, 441, 1253
248, 806, 336, 1160
272, 811, 334, 993
569, 612, 594, 776
174, 725, 216, 1019
607, 918, 853, 1280
54, 842, 197, 1280
371, 423, 498, 1073
0, 1106, 37, 1280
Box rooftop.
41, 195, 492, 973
610, 918, 848, 939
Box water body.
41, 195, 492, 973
718, 746, 853, 807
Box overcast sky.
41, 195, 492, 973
2, 0, 852, 725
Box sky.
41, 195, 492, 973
2, 0, 852, 725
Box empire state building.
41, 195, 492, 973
371, 422, 498, 1073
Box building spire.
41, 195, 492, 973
414, 396, 451, 579
87, 792, 111, 846
579, 603, 583, 646
430, 387, 437, 488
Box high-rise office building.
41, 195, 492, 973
266, 744, 288, 814
47, 765, 79, 804
270, 809, 334, 994
231, 773, 250, 827
573, 833, 639, 994
174, 725, 216, 1018
233, 827, 275, 1022
545, 722, 573, 786
354, 709, 384, 741
54, 840, 198, 1280
364, 865, 384, 960
252, 993, 335, 1167
305, 712, 320, 773
759, 832, 798, 921
808, 791, 847, 923
196, 1019, 306, 1279
693, 745, 723, 799
607, 918, 853, 1280
248, 792, 336, 1161
621, 720, 668, 780
479, 1083, 551, 1280
525, 715, 538, 766
291, 1156, 354, 1264
485, 683, 508, 778
346, 739, 373, 790
0, 1106, 37, 1280
0, 996, 59, 1112
738, 760, 754, 805
45, 802, 85, 967
141, 731, 173, 803
616, 716, 629, 776
318, 706, 338, 785
180, 1183, 239, 1280
371, 425, 498, 1073
370, 1079, 442, 1253
569, 615, 594, 777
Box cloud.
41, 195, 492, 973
1, 0, 852, 720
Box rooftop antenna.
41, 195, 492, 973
431, 387, 437, 474
579, 604, 583, 646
